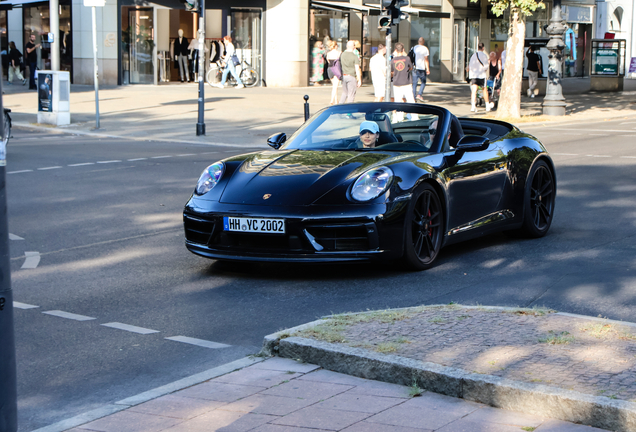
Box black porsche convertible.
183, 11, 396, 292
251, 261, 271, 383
183, 103, 555, 270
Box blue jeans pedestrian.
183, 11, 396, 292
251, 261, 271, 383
29, 62, 37, 89
412, 69, 427, 99
220, 60, 243, 86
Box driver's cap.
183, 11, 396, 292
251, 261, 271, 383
359, 121, 380, 135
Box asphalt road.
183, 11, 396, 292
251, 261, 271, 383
7, 116, 636, 431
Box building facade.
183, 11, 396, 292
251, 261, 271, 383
2, 0, 613, 87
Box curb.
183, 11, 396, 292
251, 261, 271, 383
261, 305, 636, 432
31, 356, 265, 432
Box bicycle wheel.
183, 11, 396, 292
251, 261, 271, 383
240, 68, 259, 87
206, 67, 219, 87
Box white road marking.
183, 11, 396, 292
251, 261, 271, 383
177, 154, 196, 157
8, 170, 34, 174
586, 155, 611, 158
68, 162, 95, 167
43, 310, 96, 321
21, 252, 41, 269
165, 336, 231, 349
13, 301, 39, 309
588, 134, 606, 136
151, 155, 172, 159
127, 158, 147, 161
9, 233, 24, 240
101, 322, 160, 334
619, 121, 636, 125
96, 160, 122, 164
37, 166, 62, 170
620, 156, 636, 159
552, 153, 579, 156
549, 128, 635, 133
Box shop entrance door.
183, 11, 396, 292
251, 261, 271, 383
452, 19, 465, 81
231, 9, 262, 86
128, 8, 154, 84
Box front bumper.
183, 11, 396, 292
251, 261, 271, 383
183, 199, 407, 263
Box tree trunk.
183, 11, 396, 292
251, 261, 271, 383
496, 7, 526, 119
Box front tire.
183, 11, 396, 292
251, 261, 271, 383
403, 183, 444, 270
520, 160, 555, 237
240, 68, 259, 87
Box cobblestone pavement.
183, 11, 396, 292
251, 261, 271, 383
296, 306, 636, 403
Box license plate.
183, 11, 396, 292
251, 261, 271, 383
223, 217, 286, 234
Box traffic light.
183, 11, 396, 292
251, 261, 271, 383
378, 12, 391, 30
181, 0, 198, 12
380, 0, 409, 27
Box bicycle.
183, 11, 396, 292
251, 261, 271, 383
207, 59, 259, 88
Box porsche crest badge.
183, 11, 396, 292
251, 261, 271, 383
263, 194, 272, 200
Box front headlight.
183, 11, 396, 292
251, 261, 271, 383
351, 166, 393, 202
195, 162, 225, 195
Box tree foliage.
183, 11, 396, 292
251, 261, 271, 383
471, 0, 546, 118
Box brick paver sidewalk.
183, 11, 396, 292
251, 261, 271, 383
68, 356, 606, 431
295, 305, 636, 403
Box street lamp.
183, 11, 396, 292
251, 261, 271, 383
542, 0, 567, 116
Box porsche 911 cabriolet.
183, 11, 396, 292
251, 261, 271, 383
183, 103, 555, 270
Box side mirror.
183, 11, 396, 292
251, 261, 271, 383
267, 132, 287, 149
456, 135, 490, 152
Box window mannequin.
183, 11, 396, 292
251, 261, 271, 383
174, 29, 190, 83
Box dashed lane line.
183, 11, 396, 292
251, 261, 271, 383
621, 156, 636, 159
7, 170, 33, 174
37, 166, 63, 170
586, 155, 611, 158
150, 155, 172, 159
9, 233, 24, 240
552, 153, 579, 156
68, 162, 96, 167
96, 160, 122, 164
13, 301, 39, 309
21, 252, 41, 269
101, 322, 160, 334
127, 158, 148, 161
165, 336, 231, 349
42, 310, 96, 321
176, 154, 196, 157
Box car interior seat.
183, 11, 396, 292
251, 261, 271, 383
367, 113, 402, 144
449, 115, 465, 149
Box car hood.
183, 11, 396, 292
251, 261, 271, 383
219, 150, 399, 205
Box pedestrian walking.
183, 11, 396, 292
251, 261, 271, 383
212, 35, 244, 89
339, 40, 361, 104
25, 34, 40, 90
7, 42, 27, 85
326, 41, 341, 105
411, 38, 430, 102
370, 44, 387, 102
311, 41, 325, 86
469, 42, 491, 112
526, 45, 541, 98
391, 42, 415, 105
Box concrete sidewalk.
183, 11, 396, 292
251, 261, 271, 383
4, 77, 636, 147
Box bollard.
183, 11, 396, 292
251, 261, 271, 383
304, 95, 310, 121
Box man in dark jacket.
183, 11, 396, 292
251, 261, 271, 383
526, 46, 541, 98
25, 34, 41, 90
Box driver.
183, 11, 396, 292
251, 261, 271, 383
357, 121, 380, 149
424, 119, 450, 149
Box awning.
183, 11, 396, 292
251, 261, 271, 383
2, 0, 48, 7
311, 1, 449, 18
311, 1, 381, 15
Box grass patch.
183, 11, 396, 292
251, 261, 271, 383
539, 331, 575, 345
429, 316, 445, 324
376, 342, 399, 353
408, 379, 423, 397
521, 427, 537, 432
512, 306, 553, 316
580, 322, 614, 338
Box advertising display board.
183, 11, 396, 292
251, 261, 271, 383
38, 73, 53, 112
594, 48, 618, 75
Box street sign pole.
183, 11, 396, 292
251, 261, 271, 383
84, 0, 104, 129
92, 5, 100, 128
196, 0, 206, 136
0, 61, 18, 432
385, 27, 392, 102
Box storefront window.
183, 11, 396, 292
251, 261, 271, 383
410, 17, 441, 82
525, 6, 549, 38
310, 9, 349, 53
232, 9, 262, 86
23, 2, 72, 75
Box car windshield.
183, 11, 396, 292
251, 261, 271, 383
283, 103, 446, 153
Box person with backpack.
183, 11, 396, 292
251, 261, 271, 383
7, 41, 27, 85
469, 42, 491, 112
410, 38, 430, 102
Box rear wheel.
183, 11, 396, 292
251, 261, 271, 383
403, 183, 444, 270
519, 160, 555, 237
240, 68, 259, 87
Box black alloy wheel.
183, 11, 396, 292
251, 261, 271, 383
521, 160, 555, 237
404, 183, 444, 270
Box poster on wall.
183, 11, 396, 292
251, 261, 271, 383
38, 73, 53, 112
594, 48, 619, 75
629, 58, 636, 74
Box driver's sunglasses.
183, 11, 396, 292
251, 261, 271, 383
359, 130, 375, 136
428, 128, 437, 135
